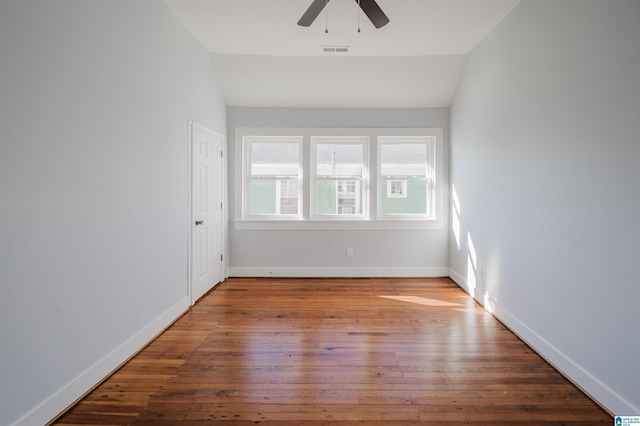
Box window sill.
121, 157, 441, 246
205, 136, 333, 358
234, 219, 443, 231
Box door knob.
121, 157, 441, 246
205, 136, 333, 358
195, 220, 204, 226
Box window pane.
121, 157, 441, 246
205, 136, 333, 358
249, 178, 301, 215
315, 180, 336, 215
249, 180, 277, 215
251, 142, 299, 176
315, 179, 362, 215
380, 178, 428, 215
316, 143, 364, 177
337, 179, 361, 215
380, 143, 427, 177
278, 179, 299, 215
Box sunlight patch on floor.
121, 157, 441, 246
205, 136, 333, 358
378, 295, 462, 307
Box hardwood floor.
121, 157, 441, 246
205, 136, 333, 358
54, 277, 611, 425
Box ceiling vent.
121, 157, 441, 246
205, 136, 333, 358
323, 46, 349, 54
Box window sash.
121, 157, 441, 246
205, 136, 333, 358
311, 137, 369, 220
314, 178, 364, 217
244, 136, 302, 219
378, 137, 436, 219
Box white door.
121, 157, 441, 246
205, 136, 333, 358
190, 122, 224, 305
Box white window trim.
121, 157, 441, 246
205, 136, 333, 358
235, 127, 443, 231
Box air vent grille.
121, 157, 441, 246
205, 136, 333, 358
323, 46, 349, 53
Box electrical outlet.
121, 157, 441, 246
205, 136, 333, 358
346, 248, 353, 257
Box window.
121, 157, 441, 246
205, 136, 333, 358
378, 137, 436, 219
311, 137, 368, 219
243, 136, 302, 219
236, 128, 442, 230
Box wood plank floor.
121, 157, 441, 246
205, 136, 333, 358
54, 277, 611, 425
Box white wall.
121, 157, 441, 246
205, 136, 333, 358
449, 0, 640, 414
227, 107, 450, 277
0, 1, 226, 424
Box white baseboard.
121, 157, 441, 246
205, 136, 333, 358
228, 266, 450, 278
14, 297, 190, 426
448, 268, 469, 293
448, 268, 637, 416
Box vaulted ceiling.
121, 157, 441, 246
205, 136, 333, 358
164, 0, 521, 108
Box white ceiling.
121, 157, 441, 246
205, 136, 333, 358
164, 0, 520, 108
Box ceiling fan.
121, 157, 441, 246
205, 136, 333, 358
298, 0, 390, 29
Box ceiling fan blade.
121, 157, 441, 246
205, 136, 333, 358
355, 0, 390, 28
298, 0, 330, 27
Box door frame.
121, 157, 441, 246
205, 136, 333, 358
187, 121, 227, 306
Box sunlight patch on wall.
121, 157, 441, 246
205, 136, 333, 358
467, 232, 477, 298
452, 184, 461, 250
483, 292, 495, 314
